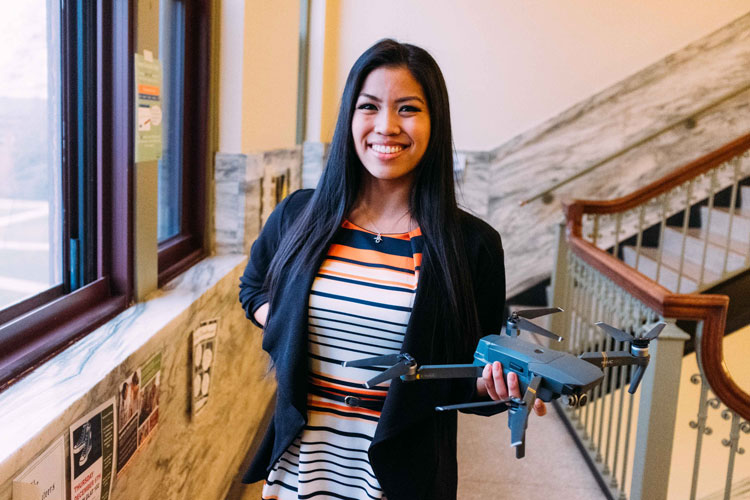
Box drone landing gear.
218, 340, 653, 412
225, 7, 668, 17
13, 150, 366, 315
437, 375, 543, 459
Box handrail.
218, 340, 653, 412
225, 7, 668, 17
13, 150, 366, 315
563, 132, 750, 218
562, 146, 750, 421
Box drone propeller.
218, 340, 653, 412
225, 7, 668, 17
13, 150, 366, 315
514, 316, 564, 342
516, 307, 564, 320
596, 322, 666, 346
342, 353, 404, 368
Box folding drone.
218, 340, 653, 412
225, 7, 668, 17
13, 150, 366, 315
344, 308, 665, 458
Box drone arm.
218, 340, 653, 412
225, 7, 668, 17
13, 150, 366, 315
579, 351, 649, 369
414, 364, 485, 380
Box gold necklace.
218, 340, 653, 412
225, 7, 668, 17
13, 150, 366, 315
363, 207, 411, 244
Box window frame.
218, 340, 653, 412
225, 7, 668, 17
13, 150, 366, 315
0, 0, 133, 390
156, 0, 211, 287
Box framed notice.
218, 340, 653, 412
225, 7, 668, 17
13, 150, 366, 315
12, 435, 66, 500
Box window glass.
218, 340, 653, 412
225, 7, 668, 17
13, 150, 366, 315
0, 0, 62, 310
157, 0, 185, 243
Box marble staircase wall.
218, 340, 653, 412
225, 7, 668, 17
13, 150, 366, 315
484, 13, 750, 298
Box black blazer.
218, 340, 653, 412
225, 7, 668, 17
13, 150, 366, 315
239, 189, 506, 500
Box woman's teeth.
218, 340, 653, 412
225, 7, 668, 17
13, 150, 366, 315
371, 144, 404, 154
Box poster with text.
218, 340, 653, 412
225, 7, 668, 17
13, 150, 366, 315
69, 399, 115, 500
137, 352, 161, 447
12, 435, 66, 500
192, 319, 218, 417
134, 52, 163, 163
115, 368, 141, 474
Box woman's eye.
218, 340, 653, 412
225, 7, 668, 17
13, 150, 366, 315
399, 105, 420, 113
356, 103, 377, 111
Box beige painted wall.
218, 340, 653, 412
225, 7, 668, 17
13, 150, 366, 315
241, 0, 300, 152
308, 0, 749, 151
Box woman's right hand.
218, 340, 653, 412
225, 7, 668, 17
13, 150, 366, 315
254, 302, 269, 328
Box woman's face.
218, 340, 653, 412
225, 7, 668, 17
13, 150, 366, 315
351, 66, 431, 187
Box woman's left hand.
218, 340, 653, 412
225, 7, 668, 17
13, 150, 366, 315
476, 361, 547, 416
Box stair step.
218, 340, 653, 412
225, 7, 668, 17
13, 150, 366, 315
742, 185, 750, 212
662, 227, 746, 274
622, 246, 720, 293
700, 206, 750, 244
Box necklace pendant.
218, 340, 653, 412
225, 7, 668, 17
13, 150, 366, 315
374, 233, 382, 244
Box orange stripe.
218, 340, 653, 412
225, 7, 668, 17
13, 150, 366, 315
311, 378, 386, 397
308, 407, 381, 422
308, 398, 382, 418
318, 268, 417, 290
328, 244, 420, 270
320, 258, 417, 279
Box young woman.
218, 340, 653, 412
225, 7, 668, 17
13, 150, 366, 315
239, 39, 545, 500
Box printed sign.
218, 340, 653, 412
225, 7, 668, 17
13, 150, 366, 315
69, 399, 116, 500
192, 319, 219, 416
134, 53, 163, 162
12, 436, 66, 500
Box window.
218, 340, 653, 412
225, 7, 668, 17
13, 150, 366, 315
156, 0, 210, 286
0, 0, 211, 390
0, 0, 132, 389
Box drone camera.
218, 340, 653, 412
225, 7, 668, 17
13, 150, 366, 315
562, 393, 588, 408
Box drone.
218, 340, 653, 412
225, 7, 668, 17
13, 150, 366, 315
343, 307, 665, 458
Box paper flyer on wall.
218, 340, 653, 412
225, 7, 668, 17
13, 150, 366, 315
192, 319, 218, 417
12, 435, 66, 500
137, 352, 161, 447
134, 51, 163, 163
116, 368, 141, 474
69, 398, 115, 500
115, 352, 161, 474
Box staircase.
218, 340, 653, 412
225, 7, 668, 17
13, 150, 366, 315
622, 186, 750, 295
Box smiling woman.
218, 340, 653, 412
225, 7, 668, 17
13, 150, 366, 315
238, 39, 534, 500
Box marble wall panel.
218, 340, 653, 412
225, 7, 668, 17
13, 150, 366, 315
260, 147, 303, 226
0, 256, 276, 500
215, 153, 249, 255
484, 13, 750, 297
302, 141, 330, 189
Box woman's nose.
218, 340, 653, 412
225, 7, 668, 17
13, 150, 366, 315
374, 109, 400, 135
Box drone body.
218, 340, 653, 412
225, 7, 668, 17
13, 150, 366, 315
344, 307, 665, 459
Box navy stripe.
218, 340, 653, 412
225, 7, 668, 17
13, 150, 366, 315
309, 306, 408, 327
309, 329, 401, 350
298, 467, 381, 490
310, 290, 413, 312
316, 273, 416, 294
300, 440, 371, 455
263, 479, 298, 492
298, 487, 379, 500
296, 458, 377, 479
308, 339, 385, 358
309, 322, 404, 345
333, 227, 416, 256
298, 477, 381, 500
308, 404, 381, 423
309, 314, 405, 335
326, 254, 415, 274
304, 425, 374, 441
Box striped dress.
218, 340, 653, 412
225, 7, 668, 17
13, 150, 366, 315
262, 220, 423, 500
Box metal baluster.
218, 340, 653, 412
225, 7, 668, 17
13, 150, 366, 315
689, 375, 710, 500
720, 410, 748, 500
592, 214, 600, 247
699, 171, 718, 286
613, 212, 623, 257
603, 301, 618, 477
676, 180, 694, 293
595, 279, 612, 465
634, 204, 646, 271
721, 158, 741, 278
655, 191, 671, 286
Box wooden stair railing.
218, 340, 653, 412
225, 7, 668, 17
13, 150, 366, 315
562, 132, 750, 422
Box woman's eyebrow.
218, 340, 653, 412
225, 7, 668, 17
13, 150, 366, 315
358, 93, 425, 104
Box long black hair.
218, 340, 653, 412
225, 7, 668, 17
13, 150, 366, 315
265, 39, 480, 360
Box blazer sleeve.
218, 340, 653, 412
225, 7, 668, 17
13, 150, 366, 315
460, 222, 507, 416
238, 191, 302, 328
